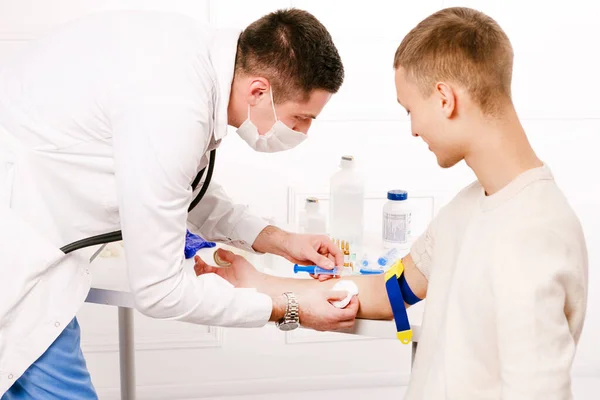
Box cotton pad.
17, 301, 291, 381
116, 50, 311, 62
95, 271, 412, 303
330, 280, 359, 308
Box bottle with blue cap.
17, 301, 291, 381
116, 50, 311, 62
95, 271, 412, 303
382, 189, 411, 250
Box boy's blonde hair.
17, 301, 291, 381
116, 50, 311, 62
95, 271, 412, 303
394, 7, 513, 115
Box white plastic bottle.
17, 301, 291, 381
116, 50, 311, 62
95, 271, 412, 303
298, 197, 327, 234
382, 190, 412, 249
329, 155, 365, 246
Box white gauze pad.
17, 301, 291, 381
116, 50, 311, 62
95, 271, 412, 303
330, 280, 359, 308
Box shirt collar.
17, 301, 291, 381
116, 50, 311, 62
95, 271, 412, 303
480, 163, 554, 211
209, 28, 241, 141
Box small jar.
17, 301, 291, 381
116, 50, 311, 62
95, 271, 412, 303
299, 197, 327, 234
382, 190, 411, 249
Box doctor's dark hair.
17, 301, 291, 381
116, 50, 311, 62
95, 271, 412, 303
235, 8, 344, 103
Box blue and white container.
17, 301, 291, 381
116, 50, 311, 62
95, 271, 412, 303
382, 190, 411, 249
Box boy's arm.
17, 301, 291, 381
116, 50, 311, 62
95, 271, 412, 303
285, 215, 436, 318
195, 250, 428, 320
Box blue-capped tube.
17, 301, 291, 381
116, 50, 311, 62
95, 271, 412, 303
359, 268, 383, 275
377, 248, 399, 267
359, 253, 370, 268
358, 254, 384, 275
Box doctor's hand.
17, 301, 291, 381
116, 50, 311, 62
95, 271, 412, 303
193, 248, 259, 288
296, 291, 359, 332
252, 226, 344, 279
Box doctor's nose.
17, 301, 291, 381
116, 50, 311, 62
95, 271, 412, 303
294, 120, 312, 134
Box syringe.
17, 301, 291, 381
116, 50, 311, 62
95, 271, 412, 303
293, 264, 339, 275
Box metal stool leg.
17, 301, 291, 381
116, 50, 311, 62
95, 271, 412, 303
118, 307, 136, 400
411, 341, 418, 370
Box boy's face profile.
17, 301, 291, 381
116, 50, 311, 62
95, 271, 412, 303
395, 66, 471, 169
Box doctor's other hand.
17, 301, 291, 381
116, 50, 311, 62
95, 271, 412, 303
193, 248, 259, 288
282, 233, 342, 282
252, 226, 343, 278
296, 290, 359, 332
282, 233, 344, 271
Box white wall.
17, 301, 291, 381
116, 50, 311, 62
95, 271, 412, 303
0, 0, 598, 399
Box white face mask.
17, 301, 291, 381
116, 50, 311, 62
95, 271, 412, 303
236, 88, 307, 153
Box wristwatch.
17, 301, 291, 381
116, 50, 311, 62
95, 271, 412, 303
276, 292, 299, 331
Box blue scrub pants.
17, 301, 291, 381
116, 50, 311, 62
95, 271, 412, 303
2, 318, 98, 400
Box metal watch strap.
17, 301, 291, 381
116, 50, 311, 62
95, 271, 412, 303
276, 292, 299, 331
283, 292, 299, 323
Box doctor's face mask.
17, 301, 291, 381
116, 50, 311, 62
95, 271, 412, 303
236, 88, 307, 153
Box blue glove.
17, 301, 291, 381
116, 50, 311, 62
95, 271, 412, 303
184, 229, 216, 259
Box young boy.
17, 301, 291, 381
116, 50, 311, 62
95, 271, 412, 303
194, 7, 588, 399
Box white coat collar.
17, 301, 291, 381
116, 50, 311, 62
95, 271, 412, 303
209, 28, 241, 141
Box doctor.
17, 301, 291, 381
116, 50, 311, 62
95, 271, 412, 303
0, 8, 356, 399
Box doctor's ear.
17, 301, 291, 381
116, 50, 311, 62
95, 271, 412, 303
246, 78, 271, 106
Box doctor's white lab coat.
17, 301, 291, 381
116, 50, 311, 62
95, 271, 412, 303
0, 11, 273, 394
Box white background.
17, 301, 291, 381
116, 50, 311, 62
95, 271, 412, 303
0, 0, 598, 398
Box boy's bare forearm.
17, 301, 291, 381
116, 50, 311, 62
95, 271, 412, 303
252, 272, 390, 319
254, 254, 428, 320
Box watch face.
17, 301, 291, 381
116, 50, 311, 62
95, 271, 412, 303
278, 321, 299, 331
